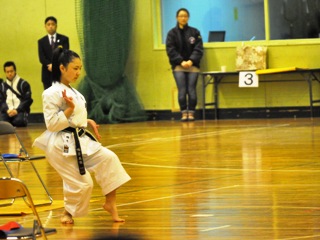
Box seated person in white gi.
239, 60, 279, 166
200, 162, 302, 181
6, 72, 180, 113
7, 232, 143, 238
0, 61, 33, 127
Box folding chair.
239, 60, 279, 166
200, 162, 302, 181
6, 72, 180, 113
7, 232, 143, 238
0, 121, 52, 207
0, 177, 56, 239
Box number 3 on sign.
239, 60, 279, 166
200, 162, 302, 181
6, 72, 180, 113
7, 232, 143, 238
239, 71, 259, 87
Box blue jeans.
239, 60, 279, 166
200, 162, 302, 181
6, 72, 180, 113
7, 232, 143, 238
173, 71, 199, 112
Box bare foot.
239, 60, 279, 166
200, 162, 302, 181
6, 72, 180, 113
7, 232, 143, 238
60, 210, 74, 224
103, 202, 125, 222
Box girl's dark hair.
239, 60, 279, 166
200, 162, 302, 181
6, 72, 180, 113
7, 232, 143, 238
176, 8, 190, 17
52, 47, 80, 82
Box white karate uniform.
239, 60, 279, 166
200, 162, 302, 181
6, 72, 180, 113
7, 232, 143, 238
33, 82, 131, 217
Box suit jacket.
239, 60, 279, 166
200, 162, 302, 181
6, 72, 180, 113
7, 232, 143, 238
38, 33, 69, 89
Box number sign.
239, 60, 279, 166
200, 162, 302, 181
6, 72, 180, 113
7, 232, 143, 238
239, 71, 259, 87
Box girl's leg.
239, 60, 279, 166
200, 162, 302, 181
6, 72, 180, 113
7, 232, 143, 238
46, 153, 94, 222
187, 72, 199, 119
85, 148, 131, 222
103, 189, 125, 222
61, 209, 74, 224
173, 71, 188, 112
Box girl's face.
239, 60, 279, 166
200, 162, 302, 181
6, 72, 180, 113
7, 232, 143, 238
60, 58, 82, 85
176, 10, 189, 28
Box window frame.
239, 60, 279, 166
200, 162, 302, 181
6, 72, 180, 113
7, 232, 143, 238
152, 0, 320, 50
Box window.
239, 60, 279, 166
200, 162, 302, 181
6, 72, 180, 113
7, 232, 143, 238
160, 0, 265, 43
269, 0, 320, 39
156, 0, 320, 45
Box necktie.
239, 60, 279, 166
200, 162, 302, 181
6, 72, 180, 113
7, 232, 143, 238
51, 36, 55, 49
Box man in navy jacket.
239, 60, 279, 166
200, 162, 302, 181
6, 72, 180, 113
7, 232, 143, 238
38, 16, 69, 90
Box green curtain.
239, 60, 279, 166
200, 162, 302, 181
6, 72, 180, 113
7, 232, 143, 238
75, 0, 146, 123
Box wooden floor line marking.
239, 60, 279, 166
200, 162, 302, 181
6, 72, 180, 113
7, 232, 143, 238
118, 185, 239, 207
200, 225, 231, 232
122, 162, 320, 172
91, 185, 238, 211
277, 235, 320, 240
106, 124, 289, 149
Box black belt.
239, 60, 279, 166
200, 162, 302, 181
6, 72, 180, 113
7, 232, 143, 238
63, 127, 97, 175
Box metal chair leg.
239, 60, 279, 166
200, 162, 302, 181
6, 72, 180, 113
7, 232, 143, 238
1, 156, 53, 207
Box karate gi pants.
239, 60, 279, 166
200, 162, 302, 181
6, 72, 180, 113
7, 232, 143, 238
46, 146, 131, 217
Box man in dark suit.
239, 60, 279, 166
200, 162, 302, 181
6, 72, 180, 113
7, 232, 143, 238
38, 16, 69, 90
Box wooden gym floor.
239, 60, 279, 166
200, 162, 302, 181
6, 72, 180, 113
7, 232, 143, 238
1, 118, 320, 240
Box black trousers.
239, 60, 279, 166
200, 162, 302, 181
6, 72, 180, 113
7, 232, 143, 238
1, 112, 29, 127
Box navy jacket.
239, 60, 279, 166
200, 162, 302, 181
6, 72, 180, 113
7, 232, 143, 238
0, 78, 33, 113
166, 24, 203, 69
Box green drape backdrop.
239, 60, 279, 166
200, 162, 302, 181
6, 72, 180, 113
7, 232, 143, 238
75, 0, 146, 123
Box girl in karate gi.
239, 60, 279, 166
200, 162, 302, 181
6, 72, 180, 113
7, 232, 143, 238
33, 47, 131, 224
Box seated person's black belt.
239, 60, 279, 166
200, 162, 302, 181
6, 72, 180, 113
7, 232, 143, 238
63, 127, 97, 175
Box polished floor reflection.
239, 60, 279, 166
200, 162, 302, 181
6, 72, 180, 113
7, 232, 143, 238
1, 118, 320, 239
